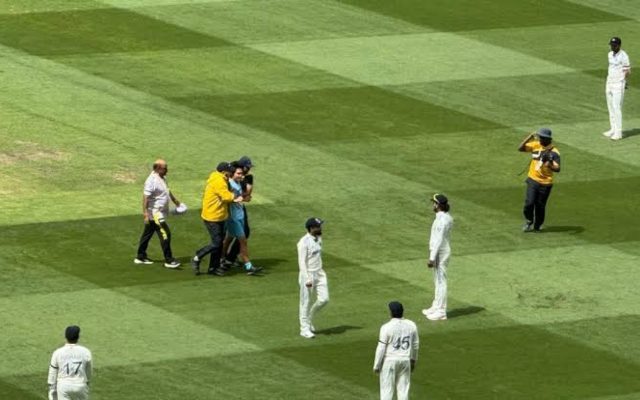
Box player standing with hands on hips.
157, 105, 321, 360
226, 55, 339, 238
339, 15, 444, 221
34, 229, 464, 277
373, 301, 419, 400
47, 326, 92, 400
603, 37, 631, 141
297, 217, 329, 339
422, 194, 453, 321
518, 128, 561, 232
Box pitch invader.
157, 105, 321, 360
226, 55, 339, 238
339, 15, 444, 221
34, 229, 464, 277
603, 37, 631, 141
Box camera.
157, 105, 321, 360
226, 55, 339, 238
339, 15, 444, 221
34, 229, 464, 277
540, 151, 554, 163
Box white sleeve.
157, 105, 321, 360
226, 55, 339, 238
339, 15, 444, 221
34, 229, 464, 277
297, 240, 309, 282
143, 177, 154, 196
411, 325, 419, 362
429, 219, 444, 261
47, 351, 58, 386
373, 326, 388, 370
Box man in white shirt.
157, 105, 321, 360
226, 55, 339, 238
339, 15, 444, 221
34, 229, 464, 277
297, 217, 329, 339
373, 302, 419, 400
603, 37, 631, 141
47, 326, 92, 400
422, 194, 454, 321
134, 159, 182, 268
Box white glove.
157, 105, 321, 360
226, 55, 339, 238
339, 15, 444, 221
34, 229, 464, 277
174, 203, 188, 214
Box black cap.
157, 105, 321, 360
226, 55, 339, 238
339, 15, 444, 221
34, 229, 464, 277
238, 156, 253, 169
610, 37, 622, 45
431, 193, 448, 205
537, 127, 552, 138
305, 217, 324, 230
388, 301, 404, 318
216, 161, 231, 173
65, 325, 80, 342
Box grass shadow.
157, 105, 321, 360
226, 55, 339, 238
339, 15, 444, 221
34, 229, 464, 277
623, 128, 640, 138
315, 325, 363, 335
543, 225, 585, 234
447, 306, 485, 319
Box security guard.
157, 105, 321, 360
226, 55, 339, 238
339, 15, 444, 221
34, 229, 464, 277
518, 128, 561, 232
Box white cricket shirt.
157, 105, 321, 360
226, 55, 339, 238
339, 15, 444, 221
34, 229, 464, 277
143, 171, 170, 219
47, 344, 92, 386
297, 233, 323, 280
607, 50, 631, 84
373, 318, 419, 370
429, 211, 454, 260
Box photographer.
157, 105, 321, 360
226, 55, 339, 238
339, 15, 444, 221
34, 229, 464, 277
518, 128, 561, 232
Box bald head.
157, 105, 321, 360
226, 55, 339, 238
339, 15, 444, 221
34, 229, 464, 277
153, 159, 168, 176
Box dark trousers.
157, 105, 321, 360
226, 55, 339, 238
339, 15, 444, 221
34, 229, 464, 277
523, 178, 553, 229
226, 206, 250, 262
137, 219, 173, 261
195, 220, 226, 272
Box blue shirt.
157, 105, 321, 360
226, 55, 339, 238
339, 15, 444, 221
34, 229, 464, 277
229, 179, 244, 221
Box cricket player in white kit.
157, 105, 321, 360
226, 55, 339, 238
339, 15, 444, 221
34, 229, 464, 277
603, 36, 631, 141
423, 194, 454, 321
47, 326, 92, 400
297, 217, 328, 339
373, 302, 419, 400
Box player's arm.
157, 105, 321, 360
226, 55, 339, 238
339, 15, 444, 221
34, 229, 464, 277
373, 327, 388, 373
544, 151, 561, 172
428, 220, 444, 267
410, 327, 419, 372
215, 178, 242, 204
169, 191, 180, 206
244, 174, 254, 197
518, 132, 535, 152
297, 241, 311, 287
85, 353, 92, 386
47, 352, 58, 400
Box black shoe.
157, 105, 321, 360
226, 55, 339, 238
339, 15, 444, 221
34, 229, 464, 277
191, 256, 201, 276
208, 268, 226, 276
246, 265, 263, 276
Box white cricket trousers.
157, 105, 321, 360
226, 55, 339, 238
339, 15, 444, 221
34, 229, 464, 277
431, 249, 450, 311
57, 383, 89, 400
606, 82, 625, 138
380, 359, 411, 400
299, 270, 329, 332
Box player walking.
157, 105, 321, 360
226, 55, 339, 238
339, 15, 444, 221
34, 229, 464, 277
423, 194, 453, 321
603, 37, 631, 141
297, 217, 329, 339
47, 326, 92, 400
373, 302, 419, 400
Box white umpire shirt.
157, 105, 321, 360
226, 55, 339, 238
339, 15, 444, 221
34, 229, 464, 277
607, 50, 631, 84
48, 344, 93, 387
429, 211, 454, 261
143, 171, 170, 220
297, 233, 323, 282
373, 318, 419, 370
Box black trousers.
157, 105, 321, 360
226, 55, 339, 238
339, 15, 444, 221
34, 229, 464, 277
226, 206, 250, 262
523, 178, 553, 229
195, 220, 226, 272
137, 218, 173, 262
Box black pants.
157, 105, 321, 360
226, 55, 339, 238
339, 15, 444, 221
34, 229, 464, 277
226, 206, 250, 262
523, 178, 553, 229
137, 218, 173, 262
195, 220, 226, 272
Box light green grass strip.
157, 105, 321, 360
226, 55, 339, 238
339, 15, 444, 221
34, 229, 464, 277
568, 0, 640, 21
251, 32, 574, 86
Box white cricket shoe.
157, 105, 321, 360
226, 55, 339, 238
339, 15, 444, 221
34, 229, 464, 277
164, 260, 181, 269
421, 308, 435, 317
426, 312, 447, 321
602, 130, 614, 138
310, 324, 316, 333
134, 258, 153, 265
610, 134, 623, 141
300, 329, 315, 339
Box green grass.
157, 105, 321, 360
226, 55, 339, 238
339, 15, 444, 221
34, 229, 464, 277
1, 1, 639, 399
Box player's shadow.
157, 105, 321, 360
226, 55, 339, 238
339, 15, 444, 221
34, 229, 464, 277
543, 226, 585, 234
623, 128, 640, 138
447, 306, 485, 319
315, 325, 363, 335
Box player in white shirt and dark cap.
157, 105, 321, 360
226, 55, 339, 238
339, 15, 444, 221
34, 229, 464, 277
373, 301, 419, 400
47, 325, 92, 400
297, 217, 329, 339
603, 36, 631, 141
422, 194, 454, 321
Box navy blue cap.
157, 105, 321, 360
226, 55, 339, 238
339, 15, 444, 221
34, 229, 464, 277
238, 156, 253, 169
432, 193, 448, 205
537, 128, 552, 138
305, 217, 324, 230
610, 37, 622, 45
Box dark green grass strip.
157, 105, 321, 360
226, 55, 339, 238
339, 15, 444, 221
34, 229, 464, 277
336, 0, 629, 32
174, 86, 505, 142
0, 379, 40, 400
0, 8, 228, 56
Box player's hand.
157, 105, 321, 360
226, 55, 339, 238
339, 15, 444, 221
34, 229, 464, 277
48, 390, 58, 400
428, 260, 435, 268
305, 281, 313, 288
234, 195, 244, 203
143, 212, 150, 223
